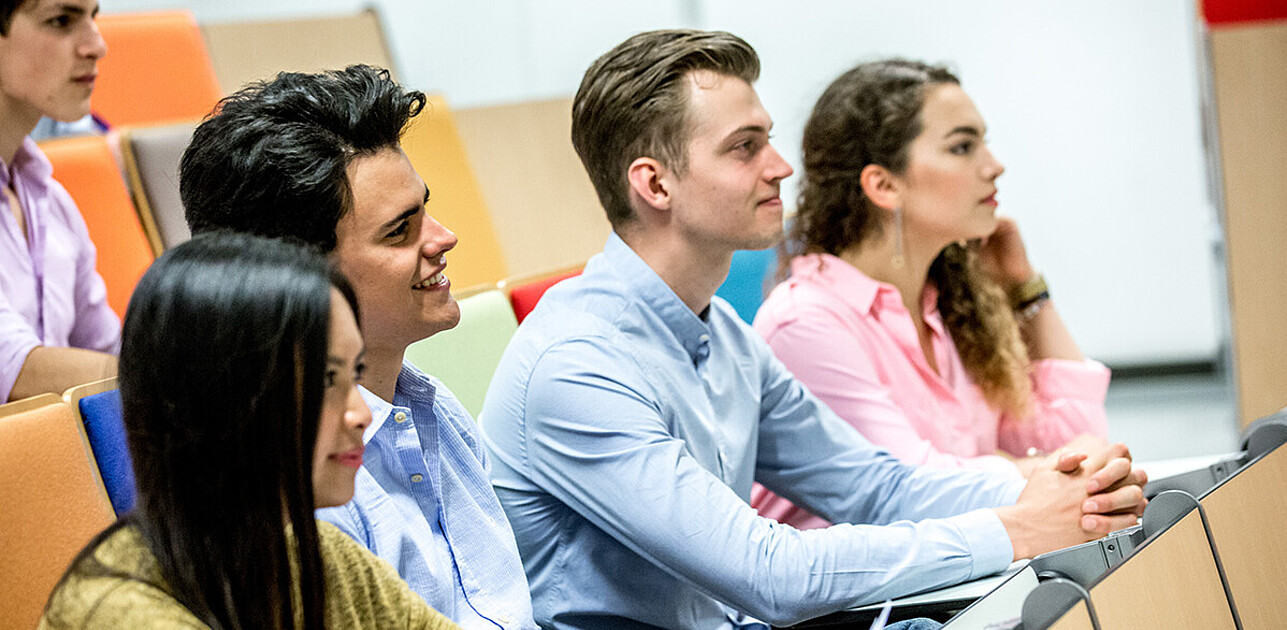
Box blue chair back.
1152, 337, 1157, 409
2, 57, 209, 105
77, 389, 136, 514
715, 248, 778, 324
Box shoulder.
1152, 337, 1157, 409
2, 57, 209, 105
41, 527, 205, 629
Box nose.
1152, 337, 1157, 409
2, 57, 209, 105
81, 19, 107, 60
982, 146, 1005, 180
763, 142, 795, 183
420, 213, 458, 260
345, 385, 372, 433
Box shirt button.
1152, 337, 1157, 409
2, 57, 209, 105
394, 412, 408, 423
410, 474, 424, 483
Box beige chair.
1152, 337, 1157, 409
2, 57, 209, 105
0, 394, 116, 630
121, 122, 198, 254
202, 8, 399, 94
455, 97, 611, 280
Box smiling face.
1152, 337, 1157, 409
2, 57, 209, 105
312, 288, 372, 509
896, 83, 1006, 245
663, 71, 794, 254
0, 0, 105, 129
333, 147, 460, 353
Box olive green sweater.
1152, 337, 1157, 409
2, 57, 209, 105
39, 521, 460, 629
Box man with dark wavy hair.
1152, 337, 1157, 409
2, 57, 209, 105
181, 65, 534, 630
481, 30, 1147, 629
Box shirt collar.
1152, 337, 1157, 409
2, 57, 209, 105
790, 252, 943, 321
602, 232, 712, 364
0, 138, 52, 191
357, 360, 439, 442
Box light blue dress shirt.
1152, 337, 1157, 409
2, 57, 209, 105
317, 362, 535, 630
480, 234, 1025, 629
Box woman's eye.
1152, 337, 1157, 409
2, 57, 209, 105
323, 370, 338, 388
950, 141, 974, 155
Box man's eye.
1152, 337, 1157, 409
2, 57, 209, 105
48, 15, 73, 28
386, 222, 409, 239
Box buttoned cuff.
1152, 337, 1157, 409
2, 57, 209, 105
957, 506, 1019, 580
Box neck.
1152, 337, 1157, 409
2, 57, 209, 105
360, 344, 406, 403
619, 227, 733, 316
0, 101, 40, 167
840, 227, 947, 321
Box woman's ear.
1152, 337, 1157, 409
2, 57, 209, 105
859, 163, 900, 211
627, 157, 671, 212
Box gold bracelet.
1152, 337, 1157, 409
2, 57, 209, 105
1009, 274, 1048, 311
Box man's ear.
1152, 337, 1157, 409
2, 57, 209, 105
859, 163, 900, 211
627, 157, 671, 212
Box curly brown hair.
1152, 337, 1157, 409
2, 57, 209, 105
789, 59, 1032, 417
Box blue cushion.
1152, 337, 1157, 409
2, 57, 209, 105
78, 390, 136, 514
714, 248, 778, 324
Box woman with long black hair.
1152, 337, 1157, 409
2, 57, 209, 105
41, 232, 457, 629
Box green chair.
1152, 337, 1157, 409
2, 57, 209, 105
403, 289, 517, 418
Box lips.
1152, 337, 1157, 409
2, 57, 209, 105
330, 446, 364, 469
72, 71, 97, 85
981, 191, 998, 206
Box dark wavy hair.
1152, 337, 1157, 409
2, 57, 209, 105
44, 232, 360, 629
181, 65, 426, 251
572, 29, 760, 229
791, 59, 1031, 416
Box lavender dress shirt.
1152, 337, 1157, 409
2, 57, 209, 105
0, 138, 119, 401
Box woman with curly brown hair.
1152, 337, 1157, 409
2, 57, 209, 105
751, 59, 1111, 530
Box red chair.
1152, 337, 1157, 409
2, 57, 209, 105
501, 266, 583, 324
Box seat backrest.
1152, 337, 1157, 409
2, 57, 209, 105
403, 289, 518, 418
201, 8, 399, 95
41, 135, 155, 318
92, 10, 223, 127
714, 248, 778, 324
121, 122, 197, 253
400, 95, 508, 288
501, 265, 583, 324
455, 97, 611, 279
64, 377, 135, 515
0, 394, 115, 630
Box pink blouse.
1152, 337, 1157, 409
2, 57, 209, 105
750, 253, 1109, 530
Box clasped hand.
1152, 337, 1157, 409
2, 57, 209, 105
997, 442, 1148, 560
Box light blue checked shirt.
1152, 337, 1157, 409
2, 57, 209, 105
480, 233, 1024, 629
318, 362, 535, 630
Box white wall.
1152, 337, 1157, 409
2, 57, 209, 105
106, 0, 1224, 366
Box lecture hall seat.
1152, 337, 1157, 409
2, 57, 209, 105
0, 394, 116, 630
92, 10, 223, 127
41, 134, 155, 318
403, 288, 518, 418
500, 265, 583, 324
64, 377, 136, 515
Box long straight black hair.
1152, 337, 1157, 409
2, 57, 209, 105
45, 232, 359, 629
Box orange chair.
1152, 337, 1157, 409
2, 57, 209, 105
499, 264, 583, 324
41, 135, 155, 318
92, 11, 223, 127
0, 394, 116, 630
400, 95, 508, 288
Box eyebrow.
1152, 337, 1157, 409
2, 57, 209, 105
379, 205, 421, 232
945, 125, 983, 138
327, 350, 366, 367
